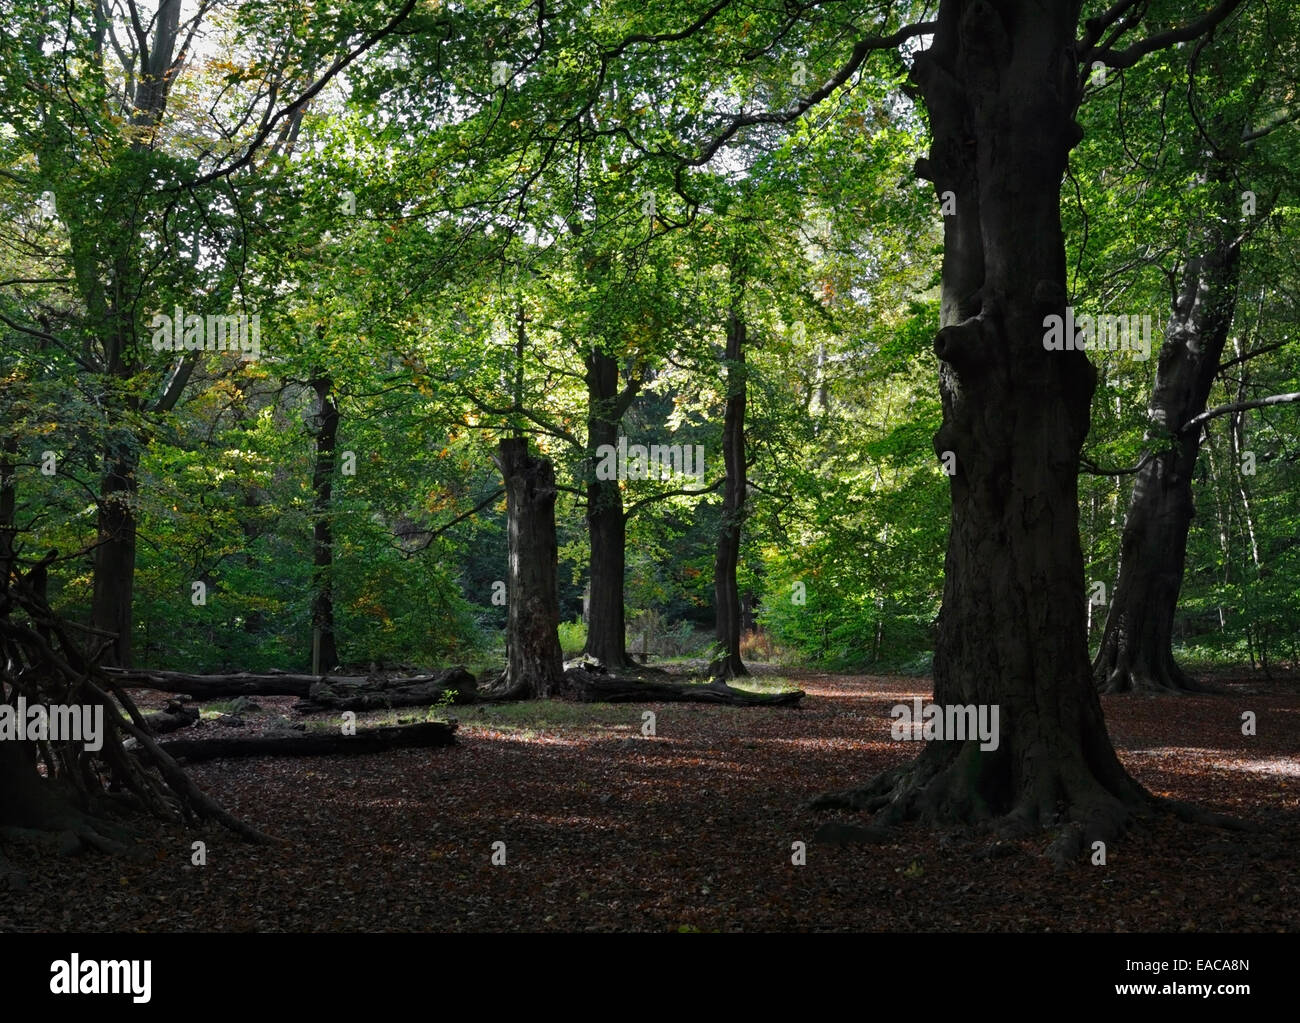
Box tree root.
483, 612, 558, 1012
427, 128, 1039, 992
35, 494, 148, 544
1095, 654, 1222, 695
808, 740, 1255, 866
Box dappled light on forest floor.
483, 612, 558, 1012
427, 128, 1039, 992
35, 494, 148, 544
3, 671, 1296, 932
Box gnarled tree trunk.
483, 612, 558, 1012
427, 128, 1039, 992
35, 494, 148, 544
816, 1, 1152, 863
1093, 178, 1242, 693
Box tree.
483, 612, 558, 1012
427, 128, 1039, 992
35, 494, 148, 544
1087, 7, 1300, 691
710, 288, 750, 679
494, 437, 566, 698
309, 372, 342, 673
0, 0, 418, 665
814, 0, 1246, 862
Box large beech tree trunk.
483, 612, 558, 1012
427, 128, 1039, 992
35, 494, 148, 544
495, 437, 565, 698
583, 350, 639, 668
1093, 183, 1242, 693
710, 308, 748, 679
310, 374, 341, 672
817, 1, 1150, 862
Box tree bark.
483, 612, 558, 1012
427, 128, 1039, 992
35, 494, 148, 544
583, 349, 638, 668
1093, 176, 1241, 694
815, 2, 1152, 863
710, 308, 749, 679
91, 453, 138, 667
310, 374, 341, 672
494, 437, 565, 698
0, 434, 16, 593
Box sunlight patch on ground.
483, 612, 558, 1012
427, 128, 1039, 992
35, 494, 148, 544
1127, 747, 1300, 778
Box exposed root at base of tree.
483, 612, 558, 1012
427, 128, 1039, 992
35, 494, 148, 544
706, 651, 750, 683
1160, 797, 1264, 833
808, 743, 1256, 868
1094, 653, 1222, 695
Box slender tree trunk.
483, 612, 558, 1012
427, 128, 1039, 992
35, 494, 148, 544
585, 350, 639, 670
711, 309, 748, 679
1094, 176, 1241, 693
91, 452, 138, 667
583, 349, 637, 668
817, 2, 1150, 862
496, 437, 564, 697
310, 375, 340, 672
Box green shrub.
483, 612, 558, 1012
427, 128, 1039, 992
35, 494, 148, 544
557, 618, 587, 657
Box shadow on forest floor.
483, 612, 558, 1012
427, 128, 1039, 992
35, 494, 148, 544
3, 668, 1297, 932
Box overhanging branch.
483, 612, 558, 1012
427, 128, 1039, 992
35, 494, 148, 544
1179, 392, 1300, 434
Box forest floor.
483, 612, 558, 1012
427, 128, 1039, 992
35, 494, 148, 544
4, 667, 1298, 932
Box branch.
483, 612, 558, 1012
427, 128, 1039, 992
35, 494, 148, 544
1092, 0, 1245, 70
1217, 339, 1290, 372
603, 0, 735, 58
1179, 392, 1300, 434
1077, 0, 1146, 57
393, 489, 505, 554
0, 312, 59, 346
624, 474, 725, 518
152, 353, 198, 413
176, 0, 418, 190
1079, 450, 1160, 477
678, 20, 936, 178
1242, 106, 1300, 144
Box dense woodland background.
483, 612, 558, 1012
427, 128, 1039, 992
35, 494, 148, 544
2, 0, 1295, 680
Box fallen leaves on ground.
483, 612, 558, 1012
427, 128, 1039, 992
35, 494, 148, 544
3, 668, 1297, 932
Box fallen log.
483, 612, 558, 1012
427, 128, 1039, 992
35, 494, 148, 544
158, 721, 458, 763
103, 667, 315, 697
293, 667, 478, 712
103, 666, 478, 706
559, 669, 804, 706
